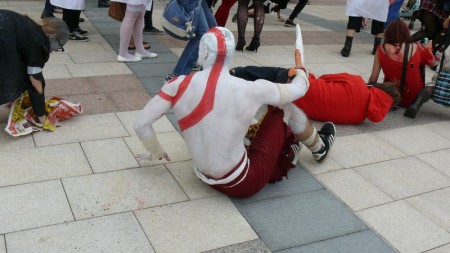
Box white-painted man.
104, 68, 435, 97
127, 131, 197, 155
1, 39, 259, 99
133, 26, 335, 198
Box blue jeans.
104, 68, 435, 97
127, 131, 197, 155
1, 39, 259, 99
172, 0, 217, 76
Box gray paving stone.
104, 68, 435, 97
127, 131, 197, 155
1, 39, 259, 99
375, 125, 450, 155
135, 196, 258, 253
317, 169, 393, 211
5, 213, 154, 253
33, 113, 129, 147
145, 52, 179, 63
276, 230, 395, 253
0, 180, 73, 234
165, 160, 221, 199
0, 143, 92, 187
146, 43, 173, 53
141, 76, 166, 94
0, 123, 34, 152
128, 63, 176, 77
203, 239, 271, 253
232, 166, 324, 204
358, 200, 450, 253
417, 149, 450, 178
62, 166, 188, 219
81, 138, 139, 173
426, 243, 450, 253
235, 190, 368, 251
406, 187, 450, 232
355, 156, 450, 200
0, 235, 5, 253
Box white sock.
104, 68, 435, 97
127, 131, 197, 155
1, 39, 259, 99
302, 127, 324, 153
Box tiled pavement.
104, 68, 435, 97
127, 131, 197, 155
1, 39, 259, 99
1, 0, 450, 252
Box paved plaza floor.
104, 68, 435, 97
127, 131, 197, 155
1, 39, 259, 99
1, 0, 450, 252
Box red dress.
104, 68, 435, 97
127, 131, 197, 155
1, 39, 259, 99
294, 73, 393, 124
377, 44, 434, 107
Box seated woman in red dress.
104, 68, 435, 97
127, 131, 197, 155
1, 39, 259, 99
369, 19, 434, 118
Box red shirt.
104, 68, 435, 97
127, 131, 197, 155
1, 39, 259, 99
294, 73, 393, 124
378, 44, 434, 107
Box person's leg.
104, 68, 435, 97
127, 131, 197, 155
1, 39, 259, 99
411, 10, 439, 43
211, 107, 296, 198
172, 0, 211, 76
236, 0, 251, 51
232, 66, 288, 81
371, 19, 384, 55
41, 0, 55, 18
64, 9, 88, 41
283, 103, 336, 163
118, 4, 143, 61
245, 0, 264, 52
285, 0, 308, 27
143, 4, 164, 34
133, 6, 157, 58
341, 16, 361, 57
404, 85, 434, 118
214, 0, 238, 26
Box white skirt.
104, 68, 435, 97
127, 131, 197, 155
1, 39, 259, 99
50, 0, 85, 10
345, 0, 389, 22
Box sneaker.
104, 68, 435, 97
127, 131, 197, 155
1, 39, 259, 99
165, 73, 177, 82
312, 122, 336, 163
74, 27, 88, 35
287, 142, 302, 166
143, 27, 165, 35
69, 31, 89, 42
192, 61, 202, 71
284, 19, 296, 27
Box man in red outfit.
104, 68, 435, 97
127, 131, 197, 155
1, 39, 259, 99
232, 66, 401, 124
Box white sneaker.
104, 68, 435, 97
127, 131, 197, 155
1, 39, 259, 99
117, 55, 142, 62
135, 52, 157, 59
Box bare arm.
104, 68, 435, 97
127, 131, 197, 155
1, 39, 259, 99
133, 95, 172, 161
369, 52, 381, 83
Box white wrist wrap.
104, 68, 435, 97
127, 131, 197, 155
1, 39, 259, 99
27, 66, 42, 75
296, 69, 310, 89
140, 135, 165, 160
276, 83, 290, 105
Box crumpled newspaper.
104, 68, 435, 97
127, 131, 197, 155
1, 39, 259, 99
5, 92, 83, 137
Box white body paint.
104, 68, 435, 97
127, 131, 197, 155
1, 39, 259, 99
134, 27, 309, 179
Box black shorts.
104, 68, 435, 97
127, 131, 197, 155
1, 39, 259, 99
347, 16, 385, 35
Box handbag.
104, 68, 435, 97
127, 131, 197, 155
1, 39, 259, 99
108, 2, 126, 22
432, 70, 450, 106
160, 0, 202, 41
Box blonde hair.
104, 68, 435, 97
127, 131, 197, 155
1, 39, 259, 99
37, 17, 70, 45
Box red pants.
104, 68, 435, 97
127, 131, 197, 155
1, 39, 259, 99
214, 0, 238, 26
211, 107, 297, 198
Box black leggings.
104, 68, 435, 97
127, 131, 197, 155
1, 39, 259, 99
62, 9, 81, 32
237, 0, 264, 39
411, 10, 443, 49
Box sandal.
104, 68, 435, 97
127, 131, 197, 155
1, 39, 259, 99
128, 41, 151, 50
